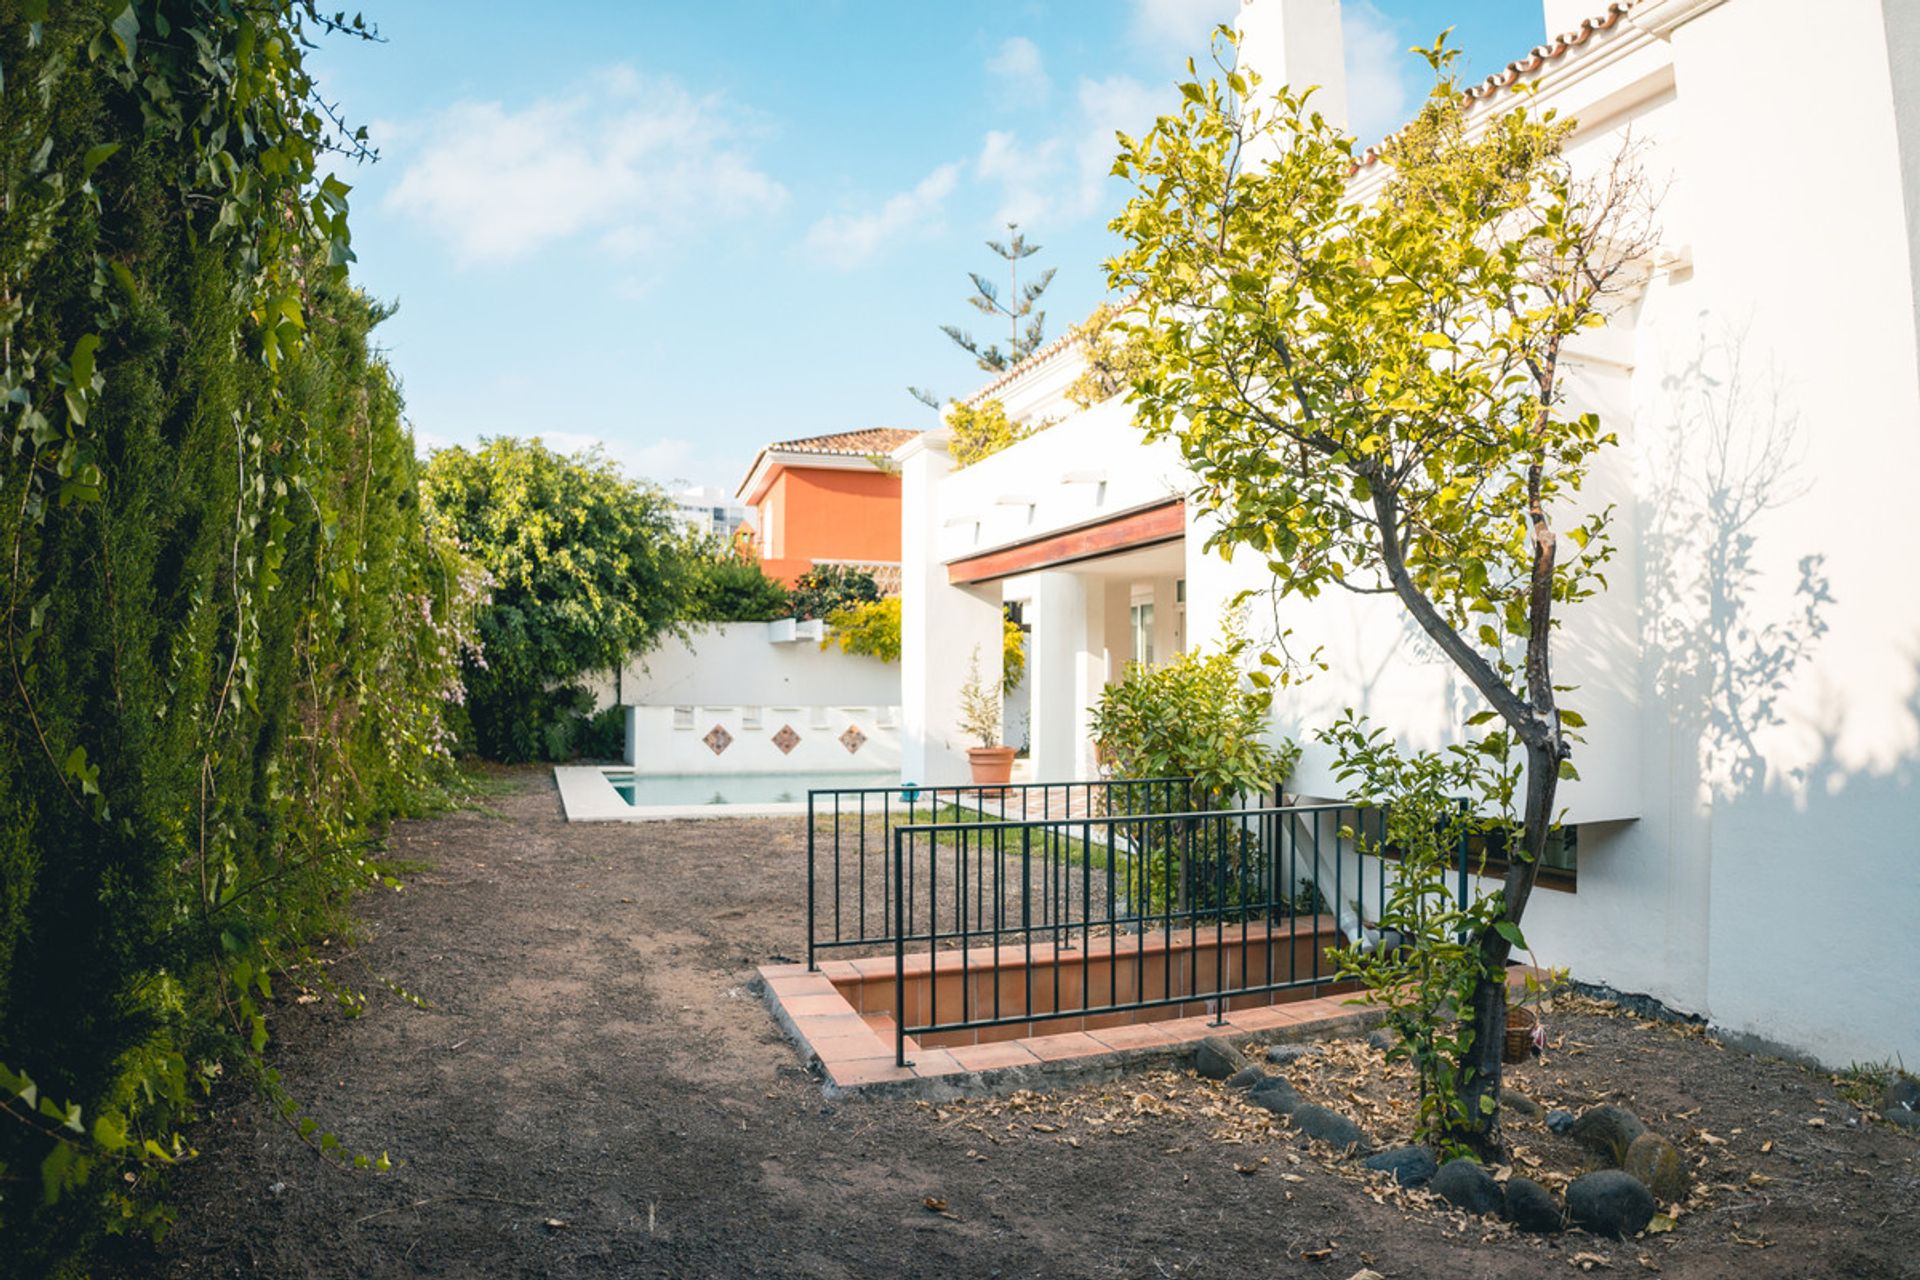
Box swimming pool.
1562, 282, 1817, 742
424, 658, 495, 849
604, 770, 897, 808
553, 765, 902, 820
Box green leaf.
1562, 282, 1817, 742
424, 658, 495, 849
70, 334, 101, 389
81, 142, 122, 177
109, 4, 139, 67
92, 1110, 129, 1152
1493, 920, 1526, 950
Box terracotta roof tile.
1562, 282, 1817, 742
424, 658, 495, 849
959, 332, 1083, 408
1354, 3, 1635, 168
767, 427, 921, 457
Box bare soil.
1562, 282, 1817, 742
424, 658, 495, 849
102, 766, 1918, 1279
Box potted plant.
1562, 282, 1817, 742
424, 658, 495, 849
957, 647, 1015, 784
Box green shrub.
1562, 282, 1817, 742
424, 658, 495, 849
946, 398, 1032, 467
1090, 644, 1297, 806
1090, 642, 1298, 915
420, 438, 692, 762
1064, 303, 1151, 410
789, 563, 880, 621
826, 597, 903, 662
1321, 711, 1533, 1155
0, 2, 478, 1261
822, 598, 1025, 691
568, 703, 630, 761
687, 542, 790, 622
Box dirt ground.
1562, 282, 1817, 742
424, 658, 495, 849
102, 767, 1918, 1279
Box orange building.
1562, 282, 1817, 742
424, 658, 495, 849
734, 428, 920, 588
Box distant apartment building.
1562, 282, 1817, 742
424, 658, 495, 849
734, 428, 919, 588
671, 485, 753, 542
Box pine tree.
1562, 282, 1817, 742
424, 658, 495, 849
910, 223, 1056, 407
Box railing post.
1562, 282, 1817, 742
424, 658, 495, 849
894, 825, 910, 1069
806, 790, 817, 971
1210, 811, 1227, 1027
1456, 796, 1471, 941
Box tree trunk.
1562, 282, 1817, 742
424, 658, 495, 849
1456, 708, 1561, 1157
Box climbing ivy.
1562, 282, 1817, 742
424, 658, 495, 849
0, 2, 480, 1266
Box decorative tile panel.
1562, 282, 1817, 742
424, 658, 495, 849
839, 724, 867, 755
703, 724, 734, 755
772, 724, 801, 755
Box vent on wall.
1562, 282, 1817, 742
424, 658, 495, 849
742, 706, 763, 730
672, 706, 695, 730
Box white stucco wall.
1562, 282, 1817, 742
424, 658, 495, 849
934, 397, 1188, 563
587, 621, 900, 710
897, 0, 1920, 1068
623, 704, 899, 776
898, 434, 1005, 785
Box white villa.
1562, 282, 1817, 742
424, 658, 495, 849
895, 0, 1920, 1069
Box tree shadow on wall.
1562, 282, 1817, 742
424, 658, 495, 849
1640, 320, 1835, 803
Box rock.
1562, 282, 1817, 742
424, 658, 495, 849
1545, 1109, 1576, 1135
1570, 1104, 1646, 1166
1361, 1145, 1437, 1188
1623, 1132, 1690, 1203
1429, 1158, 1504, 1216
1566, 1169, 1657, 1238
1367, 1029, 1397, 1053
1345, 1271, 1386, 1280
1248, 1075, 1300, 1114
1266, 1043, 1322, 1065
1885, 1075, 1920, 1115
1195, 1036, 1248, 1080
1226, 1066, 1268, 1091
1502, 1089, 1543, 1120
1503, 1176, 1564, 1233
1888, 1106, 1920, 1131
1290, 1103, 1368, 1154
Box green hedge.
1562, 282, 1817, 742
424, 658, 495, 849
0, 2, 479, 1266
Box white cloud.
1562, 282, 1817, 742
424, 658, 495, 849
986, 36, 1051, 109
973, 74, 1165, 229
804, 162, 963, 269
1129, 0, 1237, 54
386, 70, 787, 267
1343, 1, 1415, 147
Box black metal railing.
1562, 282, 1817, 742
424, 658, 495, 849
805, 777, 1197, 968
887, 801, 1438, 1067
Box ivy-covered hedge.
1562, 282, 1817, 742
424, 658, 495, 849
0, 2, 479, 1266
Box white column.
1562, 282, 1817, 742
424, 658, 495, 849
1076, 579, 1110, 778
1027, 572, 1086, 782
1028, 572, 1115, 781
897, 433, 1003, 785
1235, 0, 1349, 136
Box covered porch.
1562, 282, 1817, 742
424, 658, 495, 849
895, 409, 1191, 785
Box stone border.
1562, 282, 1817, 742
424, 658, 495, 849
758, 961, 1385, 1101
553, 765, 814, 823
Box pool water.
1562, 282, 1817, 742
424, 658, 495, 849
606, 770, 898, 808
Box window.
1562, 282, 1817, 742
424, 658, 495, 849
1378, 823, 1578, 892
1454, 826, 1578, 892
1131, 602, 1155, 665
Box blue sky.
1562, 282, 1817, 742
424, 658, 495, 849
315, 1, 1548, 496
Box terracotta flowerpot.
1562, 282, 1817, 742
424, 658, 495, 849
966, 745, 1016, 785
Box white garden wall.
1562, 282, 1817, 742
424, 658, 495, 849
584, 622, 903, 776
